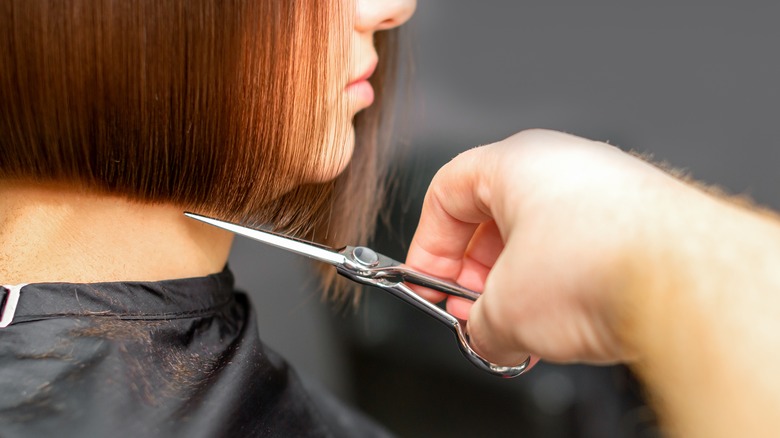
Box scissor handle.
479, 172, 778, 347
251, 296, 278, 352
387, 265, 481, 301
340, 246, 481, 302
452, 318, 532, 378
361, 278, 531, 378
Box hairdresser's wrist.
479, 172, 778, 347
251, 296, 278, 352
615, 179, 780, 434
608, 175, 715, 359
619, 183, 762, 355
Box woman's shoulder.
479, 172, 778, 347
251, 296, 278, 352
0, 276, 392, 437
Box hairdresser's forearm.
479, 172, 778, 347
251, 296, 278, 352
622, 186, 780, 437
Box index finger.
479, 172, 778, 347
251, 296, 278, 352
406, 148, 495, 301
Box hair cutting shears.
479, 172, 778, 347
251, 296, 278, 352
185, 212, 531, 378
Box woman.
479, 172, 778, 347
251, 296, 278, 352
0, 0, 415, 436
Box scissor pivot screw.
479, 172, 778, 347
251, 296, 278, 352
352, 247, 379, 267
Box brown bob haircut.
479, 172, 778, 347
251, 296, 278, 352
0, 1, 401, 300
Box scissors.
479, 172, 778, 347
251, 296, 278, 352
185, 212, 532, 378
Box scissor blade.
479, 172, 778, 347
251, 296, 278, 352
184, 212, 346, 266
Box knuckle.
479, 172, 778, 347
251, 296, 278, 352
506, 128, 555, 145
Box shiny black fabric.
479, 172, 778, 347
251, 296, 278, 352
0, 268, 392, 437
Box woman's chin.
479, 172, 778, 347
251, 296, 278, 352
304, 127, 356, 183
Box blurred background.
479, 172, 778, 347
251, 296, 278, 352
229, 2, 780, 437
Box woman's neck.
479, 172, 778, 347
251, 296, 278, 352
0, 182, 233, 284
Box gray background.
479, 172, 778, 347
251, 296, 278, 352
229, 2, 780, 436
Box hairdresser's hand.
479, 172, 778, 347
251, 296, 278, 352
406, 129, 698, 367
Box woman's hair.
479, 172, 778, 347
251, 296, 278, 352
0, 1, 401, 300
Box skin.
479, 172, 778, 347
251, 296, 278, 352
312, 0, 417, 183
406, 129, 780, 437
0, 0, 416, 284
0, 182, 234, 284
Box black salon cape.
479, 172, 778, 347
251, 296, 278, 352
0, 268, 392, 437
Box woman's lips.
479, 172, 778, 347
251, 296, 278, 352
346, 61, 377, 110
346, 80, 375, 109
347, 60, 377, 87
